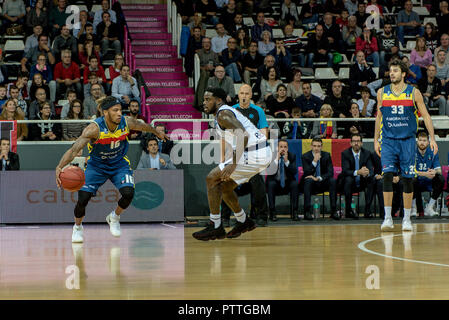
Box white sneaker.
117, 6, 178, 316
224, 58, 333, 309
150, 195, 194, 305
410, 206, 417, 217
106, 212, 121, 237
381, 217, 394, 231
424, 205, 439, 217
72, 224, 84, 243
402, 218, 413, 231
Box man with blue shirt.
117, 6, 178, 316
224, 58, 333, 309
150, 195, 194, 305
412, 131, 444, 217
397, 0, 424, 47
295, 82, 322, 118
220, 84, 270, 226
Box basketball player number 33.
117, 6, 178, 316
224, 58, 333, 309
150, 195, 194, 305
391, 105, 404, 114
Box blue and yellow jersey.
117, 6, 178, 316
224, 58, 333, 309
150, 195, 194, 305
87, 116, 130, 168
416, 147, 441, 182
380, 84, 418, 139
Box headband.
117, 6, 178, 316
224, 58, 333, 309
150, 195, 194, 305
101, 98, 121, 110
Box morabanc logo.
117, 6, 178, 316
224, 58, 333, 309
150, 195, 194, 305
132, 181, 164, 210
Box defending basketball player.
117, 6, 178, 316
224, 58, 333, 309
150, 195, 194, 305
55, 96, 168, 243
192, 88, 272, 241
374, 59, 438, 232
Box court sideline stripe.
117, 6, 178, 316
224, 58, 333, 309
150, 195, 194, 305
161, 223, 177, 228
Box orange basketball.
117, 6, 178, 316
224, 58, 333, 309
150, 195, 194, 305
60, 166, 85, 192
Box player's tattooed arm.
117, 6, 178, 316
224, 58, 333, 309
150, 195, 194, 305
374, 88, 383, 157
55, 123, 99, 188
126, 116, 169, 141
217, 110, 249, 164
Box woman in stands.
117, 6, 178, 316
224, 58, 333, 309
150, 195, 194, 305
25, 0, 48, 34
0, 99, 28, 141
62, 99, 87, 141
29, 53, 56, 102
258, 30, 275, 57
236, 28, 250, 55
28, 101, 61, 141
259, 66, 282, 105
266, 83, 295, 132
311, 104, 337, 139
423, 22, 439, 54
79, 40, 101, 71
29, 73, 50, 103
411, 37, 433, 73
286, 69, 303, 99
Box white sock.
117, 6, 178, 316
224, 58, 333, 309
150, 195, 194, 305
111, 211, 120, 220
74, 223, 82, 229
210, 213, 221, 228
384, 206, 392, 219
412, 199, 416, 209
235, 209, 246, 223
404, 208, 411, 220
428, 198, 436, 209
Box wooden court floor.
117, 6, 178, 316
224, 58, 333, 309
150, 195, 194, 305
2, 221, 449, 299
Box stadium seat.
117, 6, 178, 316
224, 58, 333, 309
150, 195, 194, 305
314, 68, 338, 80
105, 68, 111, 80
243, 17, 254, 26
406, 41, 416, 51
414, 6, 429, 16
91, 4, 102, 12
338, 68, 350, 79
76, 4, 88, 12
234, 83, 243, 93
311, 82, 325, 100
4, 40, 25, 52
424, 17, 437, 26
205, 29, 217, 38
293, 28, 304, 37
372, 67, 379, 78
273, 28, 284, 38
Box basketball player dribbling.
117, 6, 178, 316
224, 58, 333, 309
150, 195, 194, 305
374, 59, 438, 232
192, 88, 273, 241
55, 96, 168, 243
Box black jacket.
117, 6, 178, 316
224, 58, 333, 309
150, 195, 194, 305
349, 63, 376, 93
267, 151, 297, 183
0, 152, 20, 170
301, 150, 334, 182
341, 147, 373, 178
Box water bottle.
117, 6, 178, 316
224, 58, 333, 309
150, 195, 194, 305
340, 200, 345, 217
351, 198, 356, 212
313, 198, 320, 219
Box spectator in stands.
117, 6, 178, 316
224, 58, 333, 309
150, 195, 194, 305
418, 64, 447, 115
77, 23, 101, 56
194, 37, 220, 108
107, 53, 124, 84
295, 81, 322, 118
93, 0, 117, 33
349, 50, 376, 97
345, 0, 358, 16
220, 0, 237, 32
195, 0, 218, 25
354, 2, 369, 29
235, 28, 250, 55
342, 15, 361, 52
211, 23, 231, 54
25, 0, 47, 34
10, 71, 29, 101
84, 71, 105, 99
185, 27, 205, 76
280, 0, 299, 27
437, 1, 449, 38
175, 0, 194, 25
97, 11, 121, 57
424, 22, 439, 54
282, 24, 305, 67
187, 12, 206, 36
220, 37, 242, 83
137, 137, 176, 170
78, 40, 101, 71
378, 23, 400, 68
49, 0, 70, 39
435, 50, 449, 91
356, 87, 376, 118
321, 12, 343, 52
324, 0, 345, 18
265, 83, 294, 132
411, 37, 433, 71
257, 30, 275, 57
53, 24, 78, 62
24, 25, 42, 55
83, 55, 107, 90
397, 0, 424, 46
356, 27, 379, 67
29, 53, 55, 101
0, 86, 8, 110
28, 87, 55, 119
311, 104, 337, 139
29, 72, 50, 103
345, 102, 373, 138
126, 99, 146, 140
73, 10, 89, 38
0, 138, 20, 170
287, 69, 303, 100
62, 99, 86, 141
1, 0, 26, 34
54, 50, 82, 100
269, 38, 292, 80
141, 123, 174, 157
283, 106, 311, 139
0, 99, 27, 140
336, 8, 349, 29
235, 0, 254, 16
266, 139, 300, 221
60, 89, 77, 119
298, 0, 322, 30
434, 34, 449, 65
403, 55, 422, 85
83, 83, 103, 118
412, 131, 444, 217
324, 80, 352, 118
259, 66, 282, 104
111, 64, 140, 108
228, 13, 249, 39
306, 24, 333, 68
207, 65, 235, 104
241, 41, 263, 85
339, 133, 374, 219
28, 101, 61, 141
251, 11, 272, 42
301, 137, 339, 220
21, 34, 56, 73
9, 85, 27, 117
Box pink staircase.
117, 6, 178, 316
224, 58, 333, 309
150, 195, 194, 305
122, 3, 207, 139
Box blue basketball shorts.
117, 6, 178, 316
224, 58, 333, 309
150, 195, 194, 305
380, 136, 416, 178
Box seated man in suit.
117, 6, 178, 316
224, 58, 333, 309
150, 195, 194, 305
301, 138, 339, 220
137, 137, 176, 170
266, 139, 300, 221
340, 133, 375, 219
413, 131, 444, 217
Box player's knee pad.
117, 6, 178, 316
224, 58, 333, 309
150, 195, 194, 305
74, 191, 92, 218
383, 172, 394, 192
118, 187, 134, 209
402, 177, 414, 194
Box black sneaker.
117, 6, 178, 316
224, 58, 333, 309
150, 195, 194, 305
192, 221, 226, 241
226, 217, 256, 238
256, 217, 267, 227
222, 218, 230, 228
